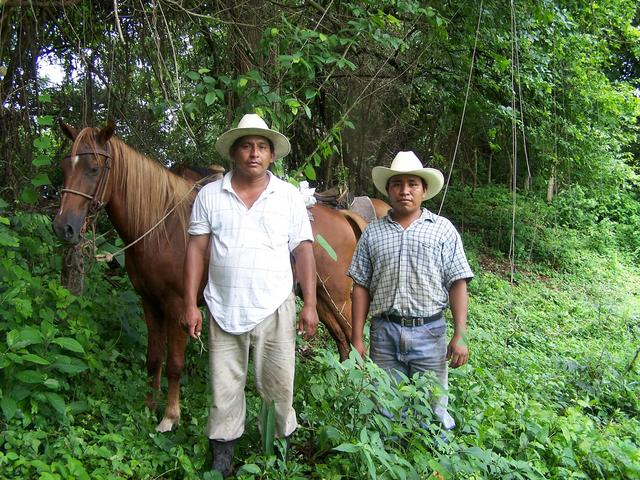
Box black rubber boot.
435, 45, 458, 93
210, 439, 236, 478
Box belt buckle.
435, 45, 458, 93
401, 316, 416, 327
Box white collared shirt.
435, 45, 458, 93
188, 171, 313, 333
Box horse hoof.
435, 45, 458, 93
155, 417, 178, 433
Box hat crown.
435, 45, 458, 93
236, 113, 270, 131
215, 112, 291, 160
388, 151, 424, 172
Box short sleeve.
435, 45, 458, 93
442, 227, 473, 289
347, 229, 373, 289
187, 189, 212, 235
288, 189, 314, 252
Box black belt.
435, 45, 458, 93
382, 312, 443, 327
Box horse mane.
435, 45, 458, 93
73, 128, 195, 246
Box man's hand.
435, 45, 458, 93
182, 305, 203, 340
351, 337, 367, 359
297, 303, 319, 340
447, 336, 468, 368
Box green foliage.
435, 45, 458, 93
260, 399, 277, 456
441, 179, 640, 271
1, 183, 639, 478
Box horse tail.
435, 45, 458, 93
338, 210, 367, 240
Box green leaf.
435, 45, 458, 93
20, 186, 38, 204
52, 337, 85, 354
37, 115, 54, 126
334, 443, 361, 453
0, 199, 8, 209
1, 396, 18, 420
33, 136, 51, 150
0, 355, 11, 369
21, 354, 50, 365
205, 91, 217, 106
7, 327, 44, 350
186, 71, 200, 81
260, 399, 276, 456
238, 78, 248, 88
203, 471, 223, 480
45, 392, 66, 415
315, 234, 337, 261
32, 155, 52, 167
44, 378, 60, 390
15, 369, 45, 383
197, 67, 211, 74
51, 355, 88, 374
0, 229, 19, 247
238, 464, 261, 475
31, 173, 51, 187
304, 163, 316, 180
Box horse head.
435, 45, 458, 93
53, 121, 115, 244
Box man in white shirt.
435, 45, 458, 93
182, 114, 318, 477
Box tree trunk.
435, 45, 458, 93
546, 168, 555, 203
487, 153, 492, 184
61, 244, 85, 296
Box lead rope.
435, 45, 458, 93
316, 272, 351, 329
94, 174, 217, 263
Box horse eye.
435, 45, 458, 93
88, 165, 99, 175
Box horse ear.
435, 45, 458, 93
58, 119, 79, 140
97, 121, 116, 144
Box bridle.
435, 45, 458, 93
60, 147, 112, 214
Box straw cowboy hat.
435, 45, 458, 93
372, 151, 444, 201
215, 113, 291, 161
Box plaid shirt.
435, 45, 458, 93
348, 208, 473, 318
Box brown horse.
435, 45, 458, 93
52, 123, 372, 431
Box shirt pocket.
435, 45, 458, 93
261, 215, 289, 249
408, 240, 442, 295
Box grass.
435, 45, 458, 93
1, 188, 639, 479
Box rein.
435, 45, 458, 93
60, 148, 112, 214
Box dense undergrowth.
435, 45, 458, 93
0, 184, 639, 479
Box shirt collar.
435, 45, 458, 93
222, 170, 276, 194
385, 207, 435, 224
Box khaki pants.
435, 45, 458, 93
206, 292, 297, 441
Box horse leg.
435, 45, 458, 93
317, 296, 350, 361
155, 304, 188, 433
143, 300, 165, 411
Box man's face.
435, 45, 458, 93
231, 135, 275, 178
387, 174, 426, 216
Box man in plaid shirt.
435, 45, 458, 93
348, 151, 473, 432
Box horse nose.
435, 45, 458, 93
53, 217, 80, 244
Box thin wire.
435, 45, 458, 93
509, 0, 518, 285
438, 0, 484, 216
513, 13, 531, 186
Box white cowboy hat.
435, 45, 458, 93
215, 113, 291, 160
372, 151, 444, 201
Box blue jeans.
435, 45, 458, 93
370, 317, 455, 430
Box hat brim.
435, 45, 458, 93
372, 167, 444, 201
215, 127, 291, 161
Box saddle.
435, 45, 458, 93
314, 187, 377, 224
